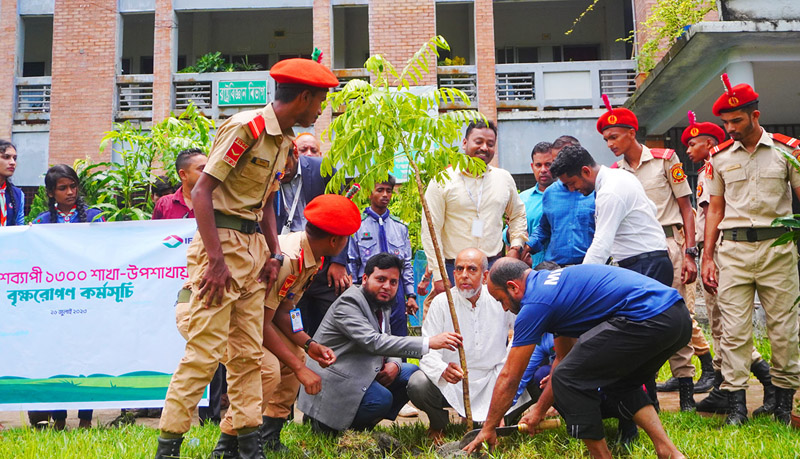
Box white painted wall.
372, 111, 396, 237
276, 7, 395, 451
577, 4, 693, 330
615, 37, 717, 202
493, 0, 628, 62
176, 9, 313, 69
10, 131, 49, 187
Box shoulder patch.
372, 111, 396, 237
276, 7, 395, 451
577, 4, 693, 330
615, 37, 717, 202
247, 115, 266, 139
710, 139, 734, 156
610, 162, 620, 169
650, 148, 675, 160
670, 163, 686, 183
697, 182, 704, 198
224, 137, 250, 167
769, 132, 800, 149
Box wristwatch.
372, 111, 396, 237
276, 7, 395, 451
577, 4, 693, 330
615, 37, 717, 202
406, 293, 417, 300
685, 247, 699, 258
271, 252, 285, 264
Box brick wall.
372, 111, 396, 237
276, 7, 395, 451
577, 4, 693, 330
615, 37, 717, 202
0, 0, 17, 139
474, 0, 496, 123
152, 0, 174, 122
369, 0, 437, 86
49, 0, 118, 164
313, 0, 332, 152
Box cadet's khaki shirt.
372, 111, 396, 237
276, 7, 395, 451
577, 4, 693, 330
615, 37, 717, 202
707, 129, 800, 230
204, 103, 294, 222
616, 146, 691, 227
265, 231, 321, 310
695, 162, 710, 244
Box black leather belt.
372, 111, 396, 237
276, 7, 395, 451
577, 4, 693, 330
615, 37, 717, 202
617, 250, 669, 268
721, 227, 788, 242
214, 211, 257, 234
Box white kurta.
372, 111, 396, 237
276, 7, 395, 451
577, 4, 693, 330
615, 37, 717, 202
420, 285, 527, 420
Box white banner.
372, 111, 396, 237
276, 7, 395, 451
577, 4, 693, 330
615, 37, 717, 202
0, 219, 198, 411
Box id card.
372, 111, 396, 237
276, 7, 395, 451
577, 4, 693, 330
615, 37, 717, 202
290, 308, 304, 333
471, 218, 484, 237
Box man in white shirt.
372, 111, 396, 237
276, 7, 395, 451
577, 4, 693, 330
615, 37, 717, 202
551, 145, 672, 413
422, 121, 528, 296
407, 248, 520, 444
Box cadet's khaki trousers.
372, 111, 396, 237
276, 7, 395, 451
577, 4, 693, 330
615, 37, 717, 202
717, 238, 800, 390
159, 229, 268, 434
219, 327, 304, 435
666, 229, 709, 378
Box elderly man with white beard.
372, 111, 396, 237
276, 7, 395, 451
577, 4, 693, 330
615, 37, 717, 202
407, 248, 523, 444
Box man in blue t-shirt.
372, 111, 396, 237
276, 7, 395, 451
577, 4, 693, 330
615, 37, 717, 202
464, 258, 690, 459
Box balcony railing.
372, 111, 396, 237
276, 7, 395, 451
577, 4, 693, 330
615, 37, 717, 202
333, 68, 370, 92
437, 65, 477, 109
116, 75, 154, 120
495, 60, 636, 111
14, 77, 51, 123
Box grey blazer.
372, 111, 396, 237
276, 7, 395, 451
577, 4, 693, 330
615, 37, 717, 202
297, 285, 424, 430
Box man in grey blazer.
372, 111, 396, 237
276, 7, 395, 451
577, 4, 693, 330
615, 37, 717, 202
298, 253, 463, 432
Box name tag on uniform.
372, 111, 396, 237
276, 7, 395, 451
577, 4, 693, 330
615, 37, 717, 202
471, 218, 484, 238
290, 308, 304, 333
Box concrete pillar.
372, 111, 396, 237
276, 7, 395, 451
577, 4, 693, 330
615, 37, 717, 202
153, 0, 176, 122
312, 0, 332, 151
49, 0, 118, 163
0, 0, 18, 139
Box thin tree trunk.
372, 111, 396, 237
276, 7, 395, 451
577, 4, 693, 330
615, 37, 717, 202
409, 158, 473, 429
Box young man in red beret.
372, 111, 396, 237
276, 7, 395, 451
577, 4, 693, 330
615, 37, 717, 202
597, 96, 711, 411
212, 194, 361, 456
681, 112, 775, 417
701, 74, 800, 426
155, 57, 339, 459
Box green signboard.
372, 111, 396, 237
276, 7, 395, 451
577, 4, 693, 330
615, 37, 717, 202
218, 80, 268, 106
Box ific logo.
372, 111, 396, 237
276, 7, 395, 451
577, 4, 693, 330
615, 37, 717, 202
163, 235, 183, 248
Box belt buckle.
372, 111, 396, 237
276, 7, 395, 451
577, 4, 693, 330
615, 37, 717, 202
746, 228, 757, 242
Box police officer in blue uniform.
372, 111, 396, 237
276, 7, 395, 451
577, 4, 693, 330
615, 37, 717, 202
349, 175, 418, 336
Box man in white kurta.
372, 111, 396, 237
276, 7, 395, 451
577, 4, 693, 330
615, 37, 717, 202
407, 248, 523, 443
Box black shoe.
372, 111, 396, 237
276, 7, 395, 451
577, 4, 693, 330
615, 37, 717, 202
712, 370, 723, 390
773, 387, 796, 425
694, 353, 715, 393
210, 432, 239, 459
237, 429, 265, 459
617, 418, 639, 446
260, 416, 289, 453
696, 387, 730, 414
656, 377, 680, 392
154, 436, 182, 459
750, 359, 777, 417
724, 390, 748, 426
678, 377, 696, 412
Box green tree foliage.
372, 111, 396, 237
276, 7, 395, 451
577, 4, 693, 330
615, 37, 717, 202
77, 103, 213, 221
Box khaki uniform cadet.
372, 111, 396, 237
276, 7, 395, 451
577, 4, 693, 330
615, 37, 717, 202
213, 194, 361, 456
156, 56, 339, 459
682, 113, 774, 415
703, 74, 800, 425
599, 96, 710, 409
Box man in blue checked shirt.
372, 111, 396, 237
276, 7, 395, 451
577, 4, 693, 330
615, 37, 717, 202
516, 142, 555, 268
349, 175, 418, 336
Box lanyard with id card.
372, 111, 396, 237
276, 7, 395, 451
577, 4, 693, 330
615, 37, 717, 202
462, 173, 486, 238
290, 308, 304, 333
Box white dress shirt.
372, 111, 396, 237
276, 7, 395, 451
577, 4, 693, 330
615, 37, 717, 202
583, 166, 667, 265
419, 285, 527, 420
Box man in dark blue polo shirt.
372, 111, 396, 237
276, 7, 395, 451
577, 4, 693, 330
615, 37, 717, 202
465, 259, 690, 459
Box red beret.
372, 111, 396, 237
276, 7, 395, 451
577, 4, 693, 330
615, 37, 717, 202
270, 58, 339, 88
681, 111, 726, 146
712, 73, 758, 116
304, 194, 361, 236
597, 94, 638, 133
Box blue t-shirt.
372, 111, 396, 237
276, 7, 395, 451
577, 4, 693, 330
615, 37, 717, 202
512, 264, 682, 347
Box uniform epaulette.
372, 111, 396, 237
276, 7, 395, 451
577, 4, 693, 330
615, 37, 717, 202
769, 132, 800, 149
610, 162, 620, 169
698, 163, 706, 173
710, 139, 734, 156
390, 215, 407, 226
361, 212, 369, 221
649, 148, 675, 160
247, 114, 266, 139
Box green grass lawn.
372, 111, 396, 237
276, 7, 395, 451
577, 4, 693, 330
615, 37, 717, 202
0, 412, 798, 459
